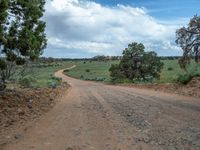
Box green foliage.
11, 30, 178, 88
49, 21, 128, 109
63, 69, 69, 73
167, 67, 173, 71
95, 77, 106, 81
80, 75, 84, 79
0, 0, 47, 90
0, 0, 8, 43
19, 76, 38, 88
48, 76, 62, 88
109, 64, 125, 83
85, 69, 90, 72
0, 59, 7, 70
177, 71, 200, 85
177, 74, 192, 84
109, 42, 163, 82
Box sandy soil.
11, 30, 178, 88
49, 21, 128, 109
2, 68, 200, 150
0, 83, 70, 147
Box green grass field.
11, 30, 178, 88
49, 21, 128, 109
8, 59, 200, 89
66, 60, 118, 81
65, 59, 200, 83
9, 61, 73, 88
27, 61, 73, 87
159, 60, 200, 83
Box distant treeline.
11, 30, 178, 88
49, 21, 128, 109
37, 55, 181, 62
0, 56, 182, 63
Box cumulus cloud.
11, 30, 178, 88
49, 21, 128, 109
43, 0, 186, 58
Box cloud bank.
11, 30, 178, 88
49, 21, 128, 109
43, 0, 187, 58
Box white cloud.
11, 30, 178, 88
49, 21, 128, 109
43, 0, 187, 57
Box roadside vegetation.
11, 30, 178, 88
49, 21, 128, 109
109, 42, 164, 83
7, 59, 73, 89
64, 59, 200, 84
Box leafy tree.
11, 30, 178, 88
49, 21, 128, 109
0, 0, 47, 90
109, 42, 163, 82
109, 64, 125, 82
176, 15, 200, 69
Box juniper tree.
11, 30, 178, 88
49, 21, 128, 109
0, 0, 47, 90
109, 42, 163, 82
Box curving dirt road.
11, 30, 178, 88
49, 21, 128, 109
3, 68, 200, 150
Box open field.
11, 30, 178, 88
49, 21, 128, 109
66, 60, 118, 81
65, 59, 200, 83
8, 61, 73, 88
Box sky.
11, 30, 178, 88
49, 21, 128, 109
43, 0, 200, 58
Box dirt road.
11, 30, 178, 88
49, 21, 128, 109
3, 68, 200, 150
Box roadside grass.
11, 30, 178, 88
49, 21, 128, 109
8, 61, 73, 89
159, 60, 200, 83
65, 59, 200, 83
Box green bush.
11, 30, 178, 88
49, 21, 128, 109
95, 77, 105, 81
80, 75, 84, 79
177, 74, 193, 84
167, 67, 173, 71
85, 69, 90, 72
48, 76, 62, 88
19, 76, 37, 88
63, 69, 69, 73
177, 72, 200, 85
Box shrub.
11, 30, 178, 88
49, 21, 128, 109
63, 69, 69, 73
167, 67, 173, 71
19, 76, 37, 88
177, 74, 193, 84
85, 69, 90, 72
80, 75, 84, 79
95, 77, 105, 81
49, 76, 62, 88
177, 72, 200, 85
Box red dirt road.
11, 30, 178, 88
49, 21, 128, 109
2, 68, 200, 150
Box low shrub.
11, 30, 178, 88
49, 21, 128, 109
63, 69, 69, 73
48, 76, 62, 88
85, 69, 90, 72
80, 75, 84, 79
95, 77, 105, 81
177, 72, 200, 85
19, 76, 37, 88
177, 74, 192, 84
167, 67, 173, 71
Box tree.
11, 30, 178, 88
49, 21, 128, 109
0, 0, 47, 90
176, 15, 200, 69
109, 42, 163, 82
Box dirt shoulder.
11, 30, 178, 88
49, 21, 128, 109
0, 83, 70, 147
117, 77, 200, 99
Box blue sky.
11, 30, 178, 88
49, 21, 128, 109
43, 0, 200, 58
95, 0, 199, 19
